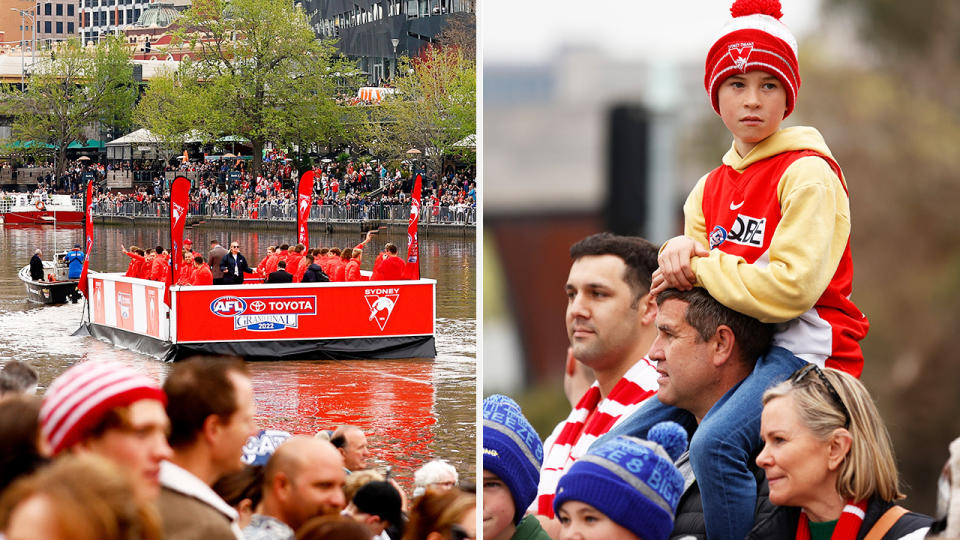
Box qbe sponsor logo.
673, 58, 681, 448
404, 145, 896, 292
209, 295, 316, 331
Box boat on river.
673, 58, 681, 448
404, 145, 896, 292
0, 194, 84, 225
78, 272, 437, 362
19, 253, 82, 304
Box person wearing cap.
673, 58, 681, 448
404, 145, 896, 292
345, 480, 404, 540
553, 422, 688, 540
65, 243, 84, 279
483, 395, 550, 540
39, 360, 173, 501
652, 0, 868, 379
244, 436, 347, 539
184, 238, 194, 252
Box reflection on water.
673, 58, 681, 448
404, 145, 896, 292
0, 222, 476, 491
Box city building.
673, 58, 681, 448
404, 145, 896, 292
303, 0, 474, 84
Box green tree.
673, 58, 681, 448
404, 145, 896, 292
3, 35, 137, 179
154, 0, 360, 179
368, 44, 476, 182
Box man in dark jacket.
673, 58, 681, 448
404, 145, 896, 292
301, 255, 329, 283
266, 260, 294, 284
220, 242, 255, 284
29, 250, 44, 281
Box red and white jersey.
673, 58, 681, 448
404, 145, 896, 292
686, 127, 869, 375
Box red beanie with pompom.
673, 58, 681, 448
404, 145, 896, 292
705, 0, 799, 118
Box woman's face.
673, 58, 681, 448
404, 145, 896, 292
756, 395, 840, 512
556, 501, 639, 540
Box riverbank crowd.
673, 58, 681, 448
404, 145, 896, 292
2, 157, 476, 223
0, 358, 476, 540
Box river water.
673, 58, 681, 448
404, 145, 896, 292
0, 222, 476, 491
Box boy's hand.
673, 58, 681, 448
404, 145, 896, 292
651, 236, 710, 297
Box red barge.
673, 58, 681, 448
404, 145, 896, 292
80, 272, 437, 362
76, 173, 435, 361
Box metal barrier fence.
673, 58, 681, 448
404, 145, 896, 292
92, 199, 476, 225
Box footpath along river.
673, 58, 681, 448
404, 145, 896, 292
0, 221, 476, 491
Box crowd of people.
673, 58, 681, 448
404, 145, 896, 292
0, 357, 475, 540
5, 156, 476, 224
482, 2, 959, 540
117, 230, 408, 287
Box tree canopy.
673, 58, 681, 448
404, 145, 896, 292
135, 0, 361, 179
2, 35, 136, 178
366, 44, 476, 181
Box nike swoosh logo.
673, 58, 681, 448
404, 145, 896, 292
730, 200, 745, 210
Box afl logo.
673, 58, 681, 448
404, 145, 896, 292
211, 296, 247, 316
709, 225, 728, 249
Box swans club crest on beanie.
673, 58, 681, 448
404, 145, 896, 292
40, 361, 166, 456
705, 0, 800, 118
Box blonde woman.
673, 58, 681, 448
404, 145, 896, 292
750, 364, 932, 539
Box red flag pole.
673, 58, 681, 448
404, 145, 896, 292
166, 176, 191, 307
77, 180, 94, 299
403, 174, 422, 280
297, 170, 315, 248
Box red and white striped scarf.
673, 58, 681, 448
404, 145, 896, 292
535, 357, 659, 517
796, 500, 868, 540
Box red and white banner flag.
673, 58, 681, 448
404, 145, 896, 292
297, 170, 315, 247
166, 176, 191, 307
403, 174, 422, 280
77, 180, 94, 299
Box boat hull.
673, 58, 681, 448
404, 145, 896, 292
83, 273, 437, 361
2, 210, 85, 224
19, 264, 81, 304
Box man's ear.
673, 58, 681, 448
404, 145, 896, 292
201, 414, 222, 446
639, 293, 657, 326
710, 325, 736, 366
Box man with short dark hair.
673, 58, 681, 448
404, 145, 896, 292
371, 243, 404, 281
244, 436, 347, 539
345, 480, 404, 540
158, 356, 257, 539
330, 426, 371, 473
535, 233, 670, 535
301, 255, 330, 283
606, 287, 804, 539
266, 260, 294, 284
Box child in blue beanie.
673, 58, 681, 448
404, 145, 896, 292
554, 421, 687, 540
483, 394, 551, 540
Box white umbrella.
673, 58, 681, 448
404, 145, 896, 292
76, 156, 91, 161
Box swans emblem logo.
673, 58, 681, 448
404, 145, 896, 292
365, 288, 400, 330
728, 42, 754, 72
299, 194, 310, 213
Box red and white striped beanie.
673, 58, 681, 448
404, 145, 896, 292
705, 0, 800, 118
41, 361, 166, 456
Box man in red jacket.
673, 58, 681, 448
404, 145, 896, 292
371, 243, 405, 281
191, 254, 213, 286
